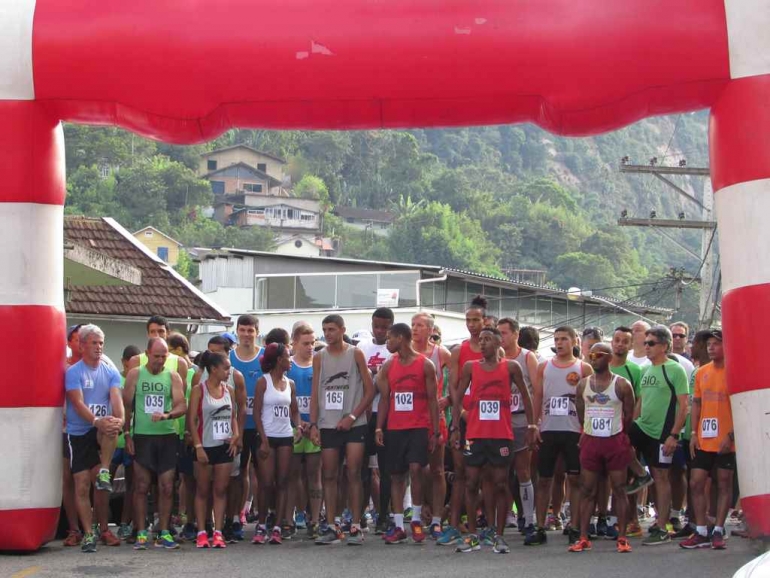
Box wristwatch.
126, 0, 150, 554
669, 432, 680, 441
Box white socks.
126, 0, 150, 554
520, 480, 535, 525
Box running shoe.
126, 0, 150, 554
711, 529, 726, 550
269, 527, 283, 545
384, 527, 406, 544
133, 530, 149, 550
596, 517, 608, 537
341, 519, 352, 534
95, 468, 113, 492
403, 507, 413, 522
295, 511, 308, 529
479, 527, 496, 546
429, 522, 442, 540
436, 525, 462, 546
493, 535, 510, 554
307, 523, 320, 540
476, 513, 488, 530
281, 522, 295, 540
232, 521, 244, 541
99, 529, 121, 546
196, 532, 210, 548
181, 523, 197, 542
117, 524, 133, 541
456, 533, 480, 553
617, 537, 633, 553
505, 512, 517, 528
524, 526, 547, 546
63, 529, 82, 547
626, 522, 643, 538
315, 524, 344, 545
567, 527, 580, 544
625, 473, 654, 495
411, 521, 426, 543
252, 526, 267, 545
223, 522, 236, 544
568, 538, 592, 552
81, 532, 97, 553
347, 527, 364, 546
155, 530, 179, 549
554, 516, 564, 532
517, 517, 526, 534
642, 526, 672, 546
374, 519, 390, 536
672, 523, 695, 540
669, 516, 683, 533
212, 530, 227, 549
604, 523, 620, 540
679, 532, 710, 549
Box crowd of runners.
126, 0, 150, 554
63, 297, 743, 555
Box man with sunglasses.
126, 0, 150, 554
571, 343, 636, 553
627, 325, 689, 546
670, 322, 690, 359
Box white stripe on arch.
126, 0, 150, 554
0, 406, 62, 510
730, 388, 770, 499
0, 0, 36, 100
724, 0, 770, 79
0, 203, 63, 308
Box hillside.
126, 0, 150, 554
63, 111, 714, 326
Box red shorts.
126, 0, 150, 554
579, 432, 631, 473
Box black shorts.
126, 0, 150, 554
268, 436, 294, 449
691, 449, 736, 472
195, 444, 235, 466
241, 429, 261, 468
538, 431, 581, 477
627, 422, 670, 470
320, 425, 368, 450
177, 439, 195, 476
67, 428, 100, 475
464, 438, 514, 468
133, 433, 178, 475
386, 428, 429, 474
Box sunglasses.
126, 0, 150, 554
430, 335, 441, 342
672, 333, 686, 338
588, 351, 610, 360
644, 340, 660, 347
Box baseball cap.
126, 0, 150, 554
221, 331, 238, 345
67, 324, 83, 341
704, 329, 723, 341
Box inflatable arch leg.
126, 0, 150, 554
0, 101, 66, 550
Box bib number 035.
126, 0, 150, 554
144, 394, 164, 414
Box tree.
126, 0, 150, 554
294, 175, 331, 211
550, 252, 618, 292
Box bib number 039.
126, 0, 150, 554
479, 400, 500, 421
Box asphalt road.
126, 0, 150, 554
1, 527, 764, 578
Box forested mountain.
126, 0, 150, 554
63, 111, 713, 325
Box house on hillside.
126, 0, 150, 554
274, 233, 337, 257
199, 144, 286, 182
214, 194, 322, 232
133, 226, 183, 266
332, 206, 395, 236
202, 162, 284, 197
65, 216, 230, 362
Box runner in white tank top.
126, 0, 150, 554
253, 343, 300, 545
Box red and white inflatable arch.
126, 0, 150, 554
0, 0, 768, 550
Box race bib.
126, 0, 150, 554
587, 407, 614, 438
297, 396, 311, 415
89, 403, 108, 418
658, 444, 673, 464
479, 400, 500, 421
273, 405, 290, 419
325, 390, 344, 411
701, 417, 718, 439
246, 396, 254, 416
548, 396, 569, 416
144, 394, 164, 414
510, 392, 521, 413
213, 419, 231, 441
394, 392, 413, 412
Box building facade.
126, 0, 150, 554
132, 226, 182, 265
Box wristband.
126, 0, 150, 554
527, 424, 538, 430
195, 444, 203, 449
690, 431, 697, 437
375, 428, 383, 433
349, 413, 357, 421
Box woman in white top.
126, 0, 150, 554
253, 343, 300, 545
187, 350, 239, 549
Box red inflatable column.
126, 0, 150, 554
0, 100, 67, 549
710, 8, 770, 535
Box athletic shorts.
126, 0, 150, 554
627, 422, 671, 470
385, 428, 429, 474
241, 429, 260, 468
691, 449, 736, 472
320, 425, 367, 450
512, 426, 529, 454
294, 433, 321, 455
111, 447, 133, 468
177, 440, 195, 476
67, 428, 100, 475
268, 436, 294, 449
194, 444, 235, 466
132, 433, 178, 475
579, 433, 631, 473
464, 438, 514, 468
538, 431, 581, 477
62, 432, 70, 460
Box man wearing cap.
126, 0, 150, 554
681, 330, 734, 550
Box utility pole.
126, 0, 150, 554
618, 158, 720, 327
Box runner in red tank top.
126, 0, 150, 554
375, 323, 439, 545
451, 327, 535, 554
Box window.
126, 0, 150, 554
243, 183, 263, 193
295, 275, 335, 309
207, 159, 217, 171
346, 217, 355, 223
446, 278, 466, 313
144, 230, 153, 237
300, 213, 315, 222
379, 222, 389, 229
337, 274, 377, 308
210, 180, 225, 195
257, 163, 267, 173
157, 246, 169, 262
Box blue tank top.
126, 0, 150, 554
287, 359, 313, 421
230, 347, 264, 429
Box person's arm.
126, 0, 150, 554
162, 371, 187, 422
437, 346, 452, 410
233, 369, 247, 443
253, 377, 269, 457
191, 368, 202, 388
351, 347, 375, 424
448, 346, 462, 408
107, 372, 125, 436
289, 379, 301, 442
531, 361, 546, 424
375, 359, 392, 430
309, 354, 322, 445
187, 383, 208, 464
424, 358, 439, 451
122, 368, 139, 455
176, 357, 189, 389
575, 377, 587, 427
450, 362, 472, 445
690, 373, 702, 458
227, 385, 240, 456
615, 376, 635, 433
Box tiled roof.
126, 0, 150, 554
332, 206, 395, 222
64, 216, 229, 322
